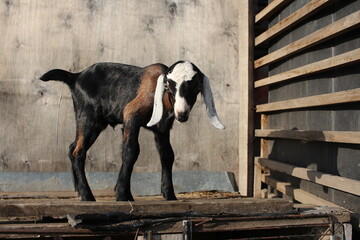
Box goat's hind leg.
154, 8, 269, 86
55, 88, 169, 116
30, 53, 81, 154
69, 123, 105, 201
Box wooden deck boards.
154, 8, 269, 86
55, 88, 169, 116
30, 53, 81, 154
0, 191, 351, 239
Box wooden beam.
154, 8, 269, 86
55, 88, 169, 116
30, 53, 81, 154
0, 215, 335, 235
0, 198, 293, 219
238, 0, 254, 196
254, 48, 360, 88
253, 160, 263, 199
256, 88, 360, 113
257, 157, 360, 196
262, 175, 357, 229
254, 115, 269, 199
255, 0, 331, 46
255, 129, 360, 144
255, 0, 292, 23
262, 175, 339, 207
254, 10, 360, 68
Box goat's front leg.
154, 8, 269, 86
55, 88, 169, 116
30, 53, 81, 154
154, 130, 177, 200
115, 124, 140, 201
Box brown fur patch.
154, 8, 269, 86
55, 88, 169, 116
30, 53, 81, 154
123, 64, 168, 132
163, 92, 173, 111
122, 127, 130, 143
72, 130, 84, 156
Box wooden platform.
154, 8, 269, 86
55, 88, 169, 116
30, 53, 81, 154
0, 191, 351, 239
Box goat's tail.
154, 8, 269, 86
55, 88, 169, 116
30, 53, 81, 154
40, 69, 79, 86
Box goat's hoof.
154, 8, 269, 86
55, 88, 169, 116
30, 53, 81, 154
79, 194, 96, 201
163, 193, 177, 201
116, 193, 134, 202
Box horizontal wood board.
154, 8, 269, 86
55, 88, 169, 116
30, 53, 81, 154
0, 198, 293, 219
255, 47, 360, 88
255, 0, 292, 23
255, 129, 360, 144
255, 0, 331, 46
0, 191, 351, 238
257, 157, 360, 196
0, 215, 335, 237
255, 9, 360, 68
257, 88, 360, 112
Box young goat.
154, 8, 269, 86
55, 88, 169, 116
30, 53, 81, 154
40, 60, 225, 201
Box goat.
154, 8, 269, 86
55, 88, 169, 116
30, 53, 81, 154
40, 60, 225, 201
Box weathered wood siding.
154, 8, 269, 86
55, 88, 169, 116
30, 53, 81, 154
0, 1, 239, 177
254, 0, 360, 216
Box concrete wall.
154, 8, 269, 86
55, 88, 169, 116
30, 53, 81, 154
0, 1, 240, 180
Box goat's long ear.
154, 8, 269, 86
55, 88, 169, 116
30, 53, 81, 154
201, 75, 225, 129
147, 74, 165, 127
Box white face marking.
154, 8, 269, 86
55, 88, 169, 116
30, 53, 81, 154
167, 61, 197, 121
167, 61, 197, 84
174, 89, 190, 118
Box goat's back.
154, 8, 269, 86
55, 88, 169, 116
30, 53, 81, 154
41, 62, 168, 126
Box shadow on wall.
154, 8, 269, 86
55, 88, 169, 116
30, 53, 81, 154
266, 128, 360, 213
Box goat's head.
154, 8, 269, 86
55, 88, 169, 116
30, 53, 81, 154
147, 60, 225, 129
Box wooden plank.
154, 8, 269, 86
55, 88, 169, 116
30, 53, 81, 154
254, 114, 269, 199
256, 88, 360, 113
255, 48, 360, 88
260, 114, 269, 157
255, 129, 360, 144
255, 0, 331, 46
253, 160, 263, 199
262, 175, 356, 229
0, 198, 293, 219
0, 191, 242, 202
0, 216, 333, 235
262, 175, 340, 208
255, 10, 360, 68
257, 157, 360, 196
255, 0, 292, 23
238, 0, 254, 196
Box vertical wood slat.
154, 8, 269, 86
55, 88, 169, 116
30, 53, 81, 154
238, 0, 254, 197
253, 114, 269, 198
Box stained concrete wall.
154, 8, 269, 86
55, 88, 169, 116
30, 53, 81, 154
0, 1, 240, 180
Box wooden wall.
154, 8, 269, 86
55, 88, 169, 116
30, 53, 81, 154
0, 1, 240, 180
254, 0, 360, 229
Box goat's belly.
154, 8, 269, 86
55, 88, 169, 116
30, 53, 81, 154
103, 109, 124, 128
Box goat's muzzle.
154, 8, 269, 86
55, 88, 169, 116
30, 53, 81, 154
175, 110, 189, 122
